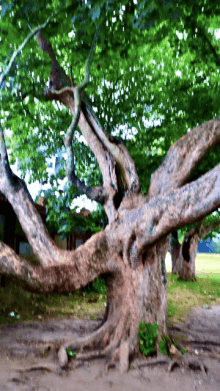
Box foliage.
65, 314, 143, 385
177, 209, 220, 245
83, 277, 106, 299
1, 2, 220, 238
159, 338, 168, 355
36, 177, 107, 238
139, 322, 172, 356
66, 348, 76, 358
139, 322, 158, 356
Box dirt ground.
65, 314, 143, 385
0, 306, 220, 391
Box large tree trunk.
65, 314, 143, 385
0, 190, 168, 365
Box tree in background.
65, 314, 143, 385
1, 0, 220, 371
170, 212, 220, 281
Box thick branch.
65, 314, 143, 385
0, 178, 64, 267
0, 230, 116, 293
0, 123, 14, 185
116, 162, 220, 248
0, 129, 65, 266
148, 118, 220, 198
82, 102, 140, 192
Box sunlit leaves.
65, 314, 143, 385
1, 0, 220, 236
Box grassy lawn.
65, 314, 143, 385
0, 279, 106, 325
166, 252, 220, 325
165, 252, 220, 274
0, 253, 220, 326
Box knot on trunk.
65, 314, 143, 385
124, 234, 142, 269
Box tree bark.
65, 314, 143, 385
178, 229, 199, 281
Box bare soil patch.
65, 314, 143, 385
0, 307, 220, 391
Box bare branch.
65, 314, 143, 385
0, 12, 57, 89
36, 31, 140, 212
148, 118, 220, 198
80, 24, 100, 90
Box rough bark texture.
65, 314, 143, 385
178, 229, 199, 281
1, 29, 220, 370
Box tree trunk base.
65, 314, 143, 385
58, 318, 137, 373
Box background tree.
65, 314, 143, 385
1, 0, 220, 372
170, 211, 220, 281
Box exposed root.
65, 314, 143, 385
133, 355, 171, 369
168, 356, 208, 374
186, 359, 208, 375
132, 353, 208, 376
74, 350, 107, 360
58, 320, 111, 368
16, 362, 62, 374
104, 362, 118, 373
119, 340, 130, 374
168, 359, 180, 372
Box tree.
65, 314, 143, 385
1, 0, 220, 372
170, 214, 220, 281
169, 231, 181, 275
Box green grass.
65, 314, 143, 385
0, 278, 106, 326
167, 273, 220, 325
166, 252, 220, 324
165, 252, 220, 274
1, 253, 220, 326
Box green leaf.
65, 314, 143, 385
66, 349, 76, 358
159, 340, 168, 355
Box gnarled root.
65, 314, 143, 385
168, 356, 208, 374
58, 318, 133, 374
58, 320, 111, 368
16, 362, 62, 374
133, 354, 208, 376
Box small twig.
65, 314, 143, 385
0, 12, 58, 89
70, 65, 74, 87
80, 25, 100, 90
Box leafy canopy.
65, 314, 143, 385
1, 0, 220, 234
